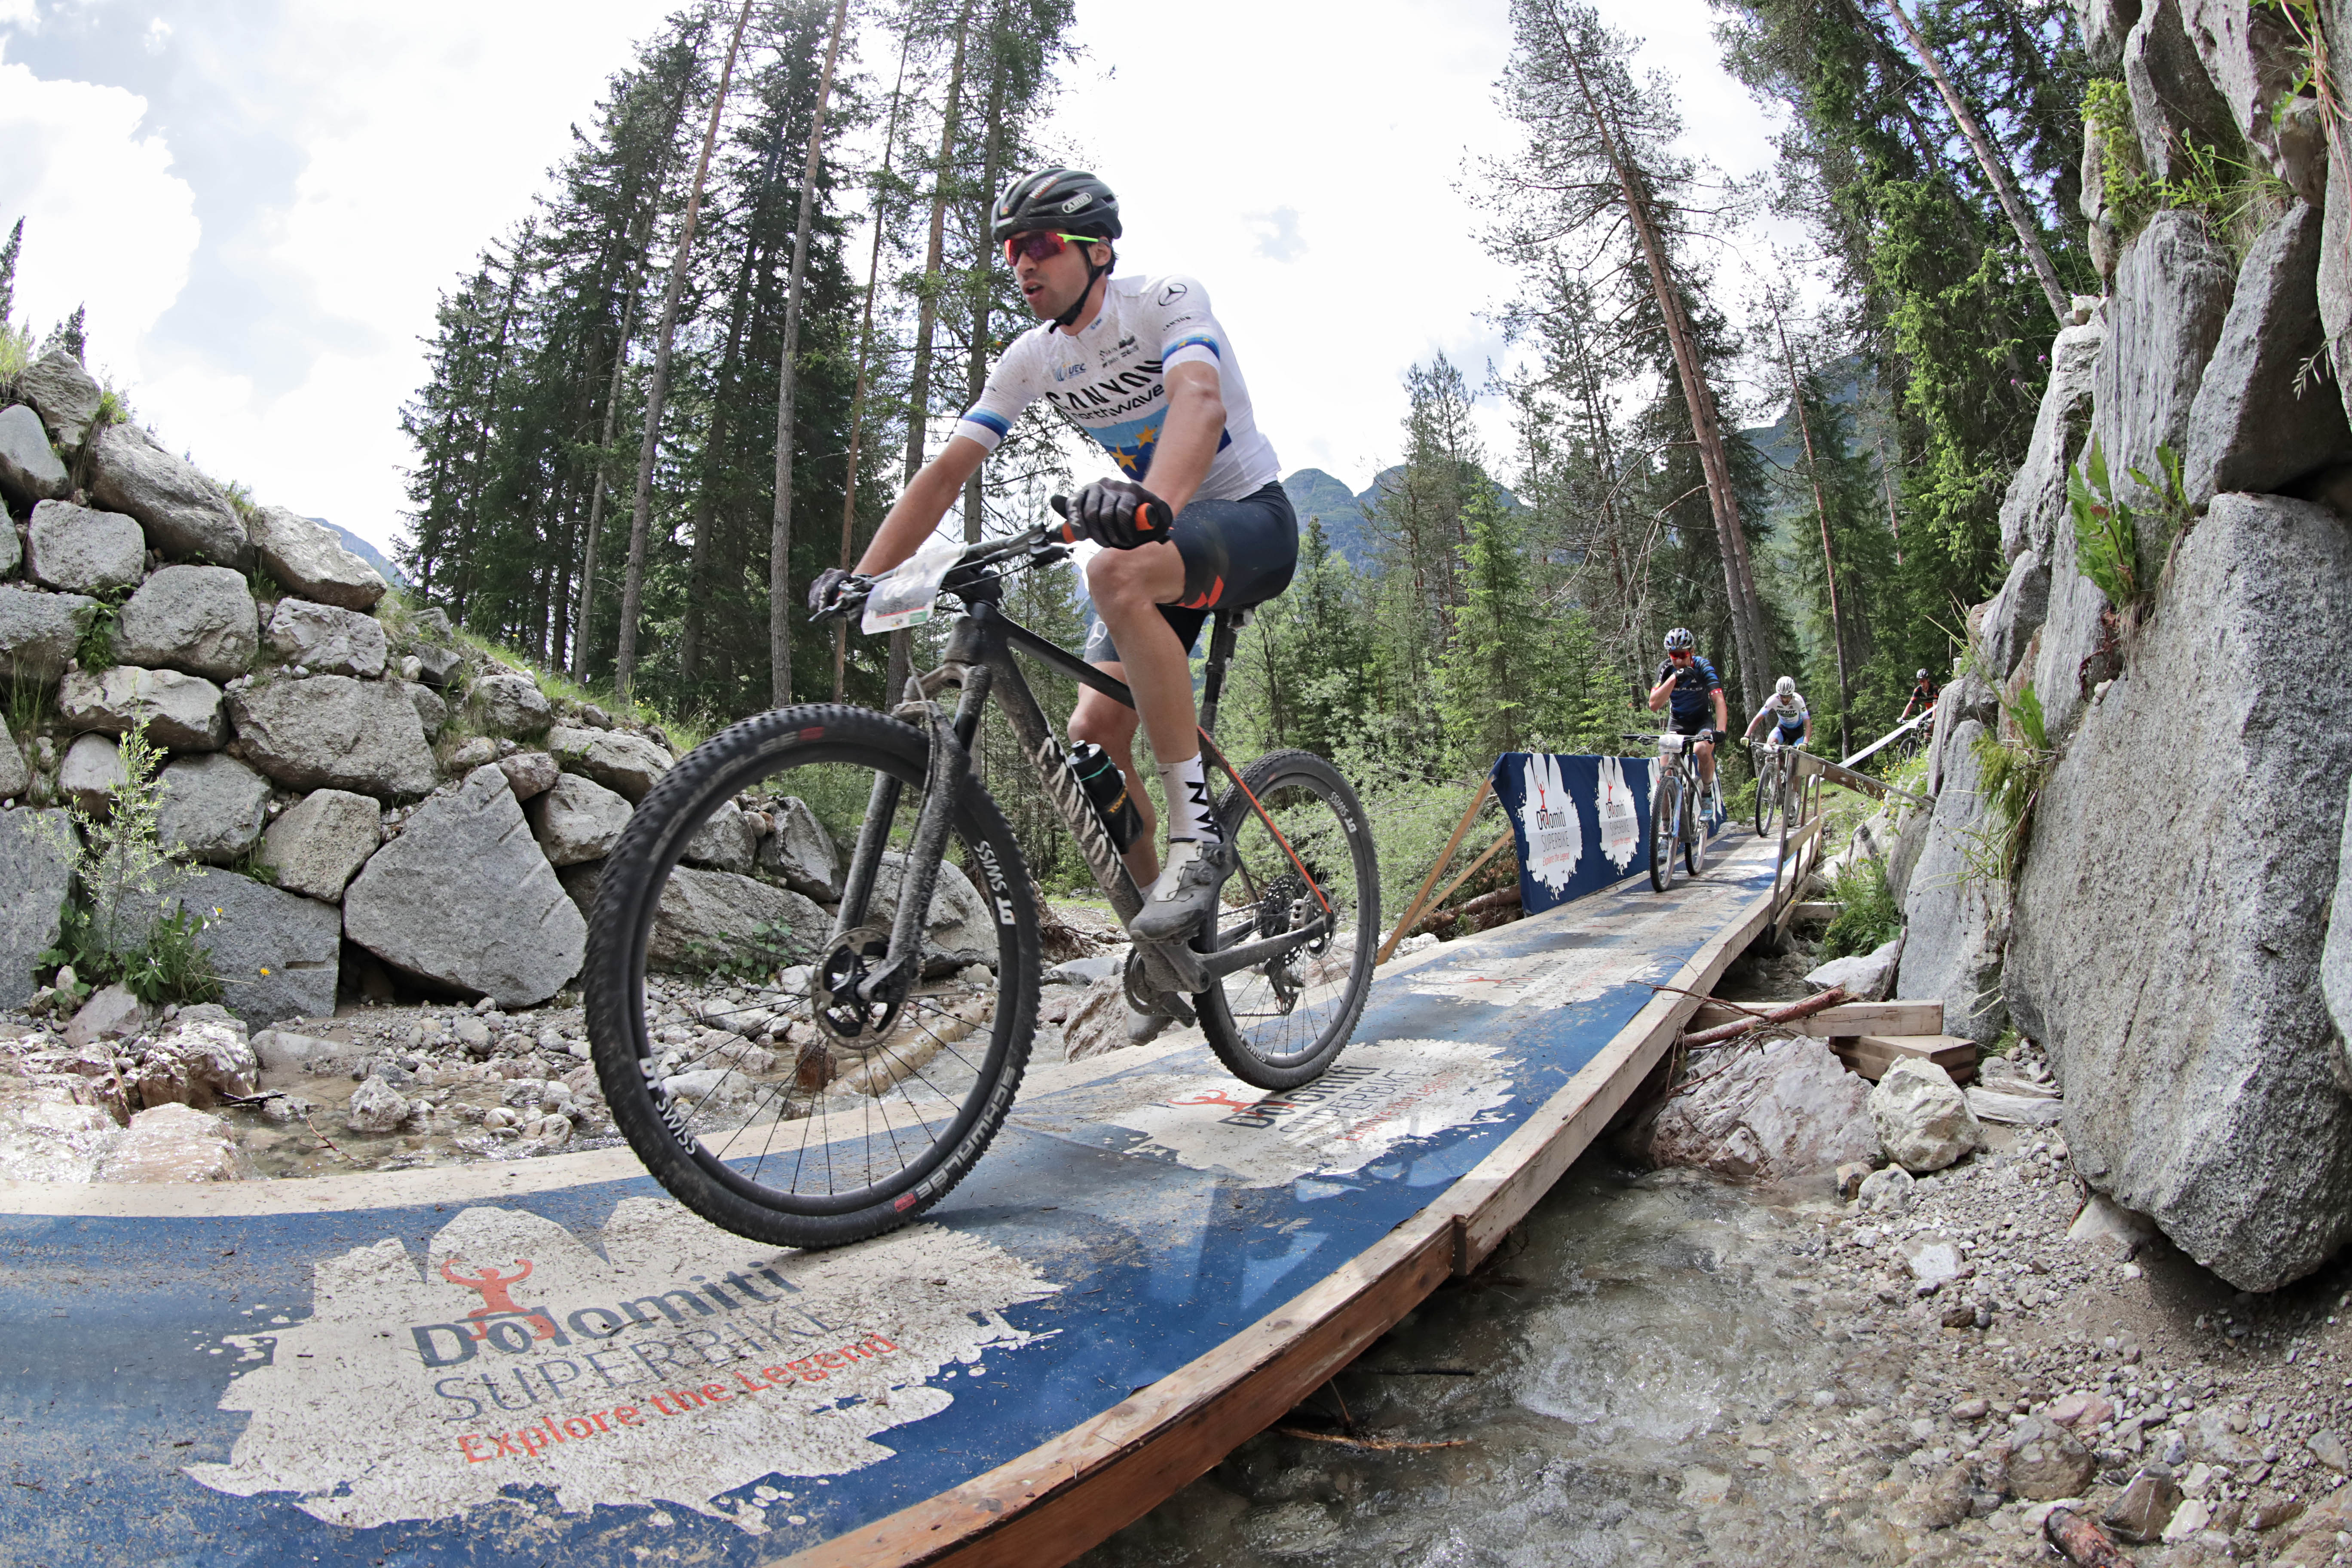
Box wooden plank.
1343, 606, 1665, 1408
1687, 999, 1945, 1038
781, 1216, 1457, 1568
782, 845, 1786, 1568
1789, 900, 1842, 923
1831, 1032, 1979, 1084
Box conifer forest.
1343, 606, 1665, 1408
395, 0, 2093, 889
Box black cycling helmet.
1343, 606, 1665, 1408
991, 168, 1122, 244
1663, 627, 1696, 652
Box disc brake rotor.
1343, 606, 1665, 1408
814, 926, 906, 1048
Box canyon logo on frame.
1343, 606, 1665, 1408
187, 1200, 1058, 1533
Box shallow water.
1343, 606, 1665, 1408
1079, 1153, 1868, 1568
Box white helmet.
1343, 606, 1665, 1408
1775, 676, 1796, 698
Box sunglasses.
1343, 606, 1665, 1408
1003, 231, 1100, 265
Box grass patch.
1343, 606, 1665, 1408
2084, 77, 2290, 257
1967, 680, 2056, 886
1820, 857, 1901, 959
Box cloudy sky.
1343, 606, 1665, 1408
0, 0, 1788, 554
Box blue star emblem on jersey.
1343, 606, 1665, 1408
1091, 413, 1164, 478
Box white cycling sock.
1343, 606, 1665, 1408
1156, 753, 1219, 844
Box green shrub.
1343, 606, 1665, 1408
1820, 857, 1901, 959
1968, 680, 2055, 886
2069, 438, 2191, 621
2084, 77, 2288, 255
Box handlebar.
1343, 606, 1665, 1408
813, 521, 1071, 623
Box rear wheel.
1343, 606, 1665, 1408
1648, 768, 1678, 893
1754, 754, 1777, 838
583, 704, 1040, 1250
1196, 750, 1379, 1091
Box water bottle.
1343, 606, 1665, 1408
1069, 743, 1143, 851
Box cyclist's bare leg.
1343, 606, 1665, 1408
1084, 542, 1195, 760
1694, 735, 1716, 787
1068, 675, 1160, 885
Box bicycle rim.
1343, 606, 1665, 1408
1197, 750, 1379, 1091
582, 705, 1040, 1249
1648, 772, 1676, 892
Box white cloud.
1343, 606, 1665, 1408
141, 15, 167, 52
0, 41, 199, 372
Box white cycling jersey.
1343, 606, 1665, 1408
953, 273, 1280, 504
1755, 693, 1809, 732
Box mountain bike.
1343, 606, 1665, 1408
1628, 730, 1711, 892
1751, 735, 1797, 838
583, 518, 1379, 1249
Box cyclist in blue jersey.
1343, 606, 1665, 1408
812, 168, 1296, 987
1743, 676, 1813, 749
1647, 628, 1729, 791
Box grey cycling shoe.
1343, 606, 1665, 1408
1126, 1005, 1173, 1045
1128, 837, 1225, 942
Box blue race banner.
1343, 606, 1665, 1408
1489, 753, 1657, 916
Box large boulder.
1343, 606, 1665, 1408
121, 1011, 260, 1110
683, 799, 756, 874
2073, 0, 2141, 67
1980, 549, 2050, 686
1999, 320, 2104, 562
25, 500, 145, 594
0, 505, 15, 578
2030, 514, 2118, 744
86, 424, 251, 568
2184, 203, 2352, 505
59, 732, 125, 814
525, 771, 631, 866
2122, 0, 2242, 182
2090, 210, 2236, 548
57, 665, 226, 751
403, 680, 448, 739
0, 808, 76, 1009
468, 672, 552, 737
2325, 133, 2352, 434
1896, 719, 2009, 1044
759, 796, 842, 900
15, 351, 103, 450
0, 729, 26, 801
0, 584, 101, 683
0, 403, 70, 505
227, 674, 438, 797
545, 724, 671, 801
868, 851, 1000, 973
2006, 493, 2352, 1291
246, 507, 386, 611
114, 565, 259, 681
1868, 1058, 1984, 1173
1636, 1035, 1879, 1181
97, 1103, 247, 1182
258, 787, 381, 902
2328, 777, 2352, 1069
343, 764, 586, 1005
2183, 0, 2328, 201
263, 598, 386, 679
641, 866, 828, 973
155, 753, 270, 864
158, 873, 343, 1026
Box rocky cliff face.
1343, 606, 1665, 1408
1898, 0, 2352, 1292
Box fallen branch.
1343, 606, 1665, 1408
2043, 1507, 2130, 1567
1681, 986, 1849, 1047
1458, 885, 1521, 915
1272, 1427, 1468, 1452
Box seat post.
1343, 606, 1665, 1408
1196, 608, 1250, 738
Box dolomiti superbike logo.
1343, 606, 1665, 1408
187, 1201, 1059, 1534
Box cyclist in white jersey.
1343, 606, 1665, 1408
1743, 677, 1813, 748
812, 168, 1298, 978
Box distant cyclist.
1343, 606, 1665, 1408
1899, 668, 1940, 723
1745, 676, 1813, 749
1647, 628, 1729, 793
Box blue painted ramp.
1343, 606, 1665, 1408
0, 839, 1779, 1567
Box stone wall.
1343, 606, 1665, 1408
1896, 0, 2352, 1291
0, 351, 793, 1026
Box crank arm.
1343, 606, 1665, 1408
1194, 915, 1333, 983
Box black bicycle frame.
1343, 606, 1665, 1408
834, 594, 1330, 1005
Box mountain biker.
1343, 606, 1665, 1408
810, 167, 1296, 970
1899, 668, 1940, 723
1744, 675, 1812, 749
1647, 628, 1729, 791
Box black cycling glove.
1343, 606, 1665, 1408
1063, 479, 1172, 551
807, 566, 851, 618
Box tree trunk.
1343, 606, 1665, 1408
963, 44, 1009, 546
1554, 28, 1769, 712
768, 0, 852, 709
572, 288, 637, 679
831, 0, 921, 702
1778, 316, 1850, 754
680, 230, 766, 689
1875, 435, 1904, 567
1882, 0, 2071, 325
888, 0, 978, 704
615, 0, 756, 698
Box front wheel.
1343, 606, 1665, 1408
1685, 773, 1706, 877
1754, 755, 1777, 838
1197, 750, 1380, 1091
583, 704, 1041, 1250
1648, 769, 1678, 893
